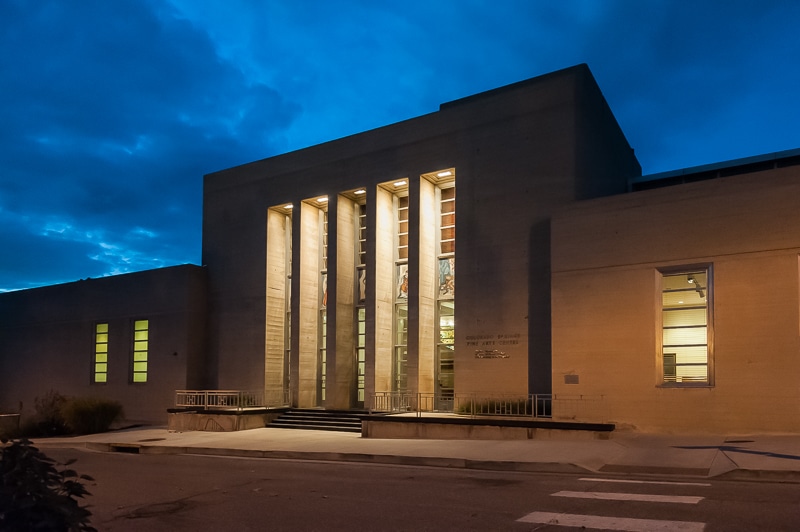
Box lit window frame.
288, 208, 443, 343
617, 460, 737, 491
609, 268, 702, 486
93, 322, 109, 384
131, 319, 149, 383
657, 265, 714, 387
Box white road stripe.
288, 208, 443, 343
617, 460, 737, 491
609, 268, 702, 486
578, 477, 711, 487
518, 511, 705, 531
552, 490, 704, 504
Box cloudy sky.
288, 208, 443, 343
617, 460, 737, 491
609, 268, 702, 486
2, 0, 799, 291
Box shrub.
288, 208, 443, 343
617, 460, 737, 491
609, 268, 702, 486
61, 397, 124, 435
24, 390, 70, 437
0, 437, 95, 531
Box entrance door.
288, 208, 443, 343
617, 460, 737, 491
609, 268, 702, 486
435, 345, 454, 411
435, 301, 455, 411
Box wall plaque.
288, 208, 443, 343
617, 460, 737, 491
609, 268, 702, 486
474, 349, 509, 359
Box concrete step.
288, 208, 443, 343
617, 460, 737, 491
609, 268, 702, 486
270, 409, 364, 433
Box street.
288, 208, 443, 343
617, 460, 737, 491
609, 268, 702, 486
44, 447, 800, 531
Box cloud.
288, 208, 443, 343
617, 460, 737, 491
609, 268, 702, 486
0, 0, 301, 290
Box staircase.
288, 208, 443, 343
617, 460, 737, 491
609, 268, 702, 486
269, 409, 364, 433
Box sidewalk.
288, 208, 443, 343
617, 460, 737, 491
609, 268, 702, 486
33, 425, 800, 482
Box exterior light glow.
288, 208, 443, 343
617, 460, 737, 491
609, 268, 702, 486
284, 204, 293, 209
437, 171, 453, 177
354, 189, 366, 195
393, 180, 407, 187
317, 196, 328, 203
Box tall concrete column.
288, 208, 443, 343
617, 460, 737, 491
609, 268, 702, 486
265, 208, 289, 397
296, 201, 321, 407
370, 186, 395, 395
416, 177, 437, 395
327, 195, 357, 409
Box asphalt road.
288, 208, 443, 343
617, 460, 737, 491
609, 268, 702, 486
43, 447, 800, 531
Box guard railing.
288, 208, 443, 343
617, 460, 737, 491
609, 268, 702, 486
369, 392, 553, 418
175, 389, 290, 410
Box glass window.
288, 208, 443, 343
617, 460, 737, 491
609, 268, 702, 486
358, 203, 367, 267
356, 307, 366, 404
394, 304, 408, 392
439, 186, 455, 255
319, 310, 327, 402
435, 177, 455, 408
392, 187, 410, 393
660, 268, 711, 385
132, 319, 149, 383
397, 195, 409, 260
94, 323, 109, 383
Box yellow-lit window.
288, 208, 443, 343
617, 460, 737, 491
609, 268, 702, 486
660, 268, 712, 385
94, 323, 109, 383
397, 195, 409, 260
132, 319, 149, 383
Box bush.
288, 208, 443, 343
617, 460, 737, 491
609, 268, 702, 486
61, 397, 124, 435
22, 390, 70, 437
0, 437, 95, 531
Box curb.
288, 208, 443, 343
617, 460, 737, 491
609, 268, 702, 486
61, 441, 592, 475
32, 440, 800, 482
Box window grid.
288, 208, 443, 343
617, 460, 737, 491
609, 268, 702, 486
436, 179, 455, 407
132, 319, 149, 383
394, 304, 408, 392
358, 203, 367, 267
439, 186, 455, 255
319, 207, 328, 403
284, 212, 292, 395
322, 210, 329, 271
393, 192, 409, 393
356, 307, 366, 403
661, 269, 710, 385
94, 323, 109, 383
397, 195, 409, 260
319, 310, 327, 402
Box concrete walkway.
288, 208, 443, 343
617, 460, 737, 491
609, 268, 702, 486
32, 425, 800, 482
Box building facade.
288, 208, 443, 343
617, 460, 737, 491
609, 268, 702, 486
0, 265, 207, 422
2, 64, 798, 433
551, 154, 800, 432
201, 64, 639, 411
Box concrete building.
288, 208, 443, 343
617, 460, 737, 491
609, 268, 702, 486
552, 152, 800, 432
2, 64, 798, 433
201, 64, 639, 412
0, 265, 207, 422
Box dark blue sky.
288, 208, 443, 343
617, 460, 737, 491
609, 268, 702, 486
2, 0, 799, 291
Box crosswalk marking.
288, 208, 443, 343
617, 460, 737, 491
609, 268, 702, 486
578, 477, 711, 487
552, 490, 704, 504
517, 511, 705, 531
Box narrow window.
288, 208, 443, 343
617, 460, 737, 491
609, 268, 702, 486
436, 179, 455, 406
358, 202, 367, 268
355, 200, 367, 406
94, 323, 109, 383
394, 303, 408, 392
284, 210, 293, 398
132, 319, 149, 383
356, 307, 366, 404
394, 192, 409, 393
660, 267, 711, 385
319, 209, 328, 403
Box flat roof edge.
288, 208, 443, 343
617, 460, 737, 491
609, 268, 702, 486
439, 63, 589, 111
634, 147, 800, 184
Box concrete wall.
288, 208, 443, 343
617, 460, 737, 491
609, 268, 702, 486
202, 64, 639, 405
551, 167, 800, 432
0, 265, 207, 424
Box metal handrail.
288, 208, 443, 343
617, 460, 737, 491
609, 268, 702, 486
369, 392, 555, 419
175, 389, 290, 410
